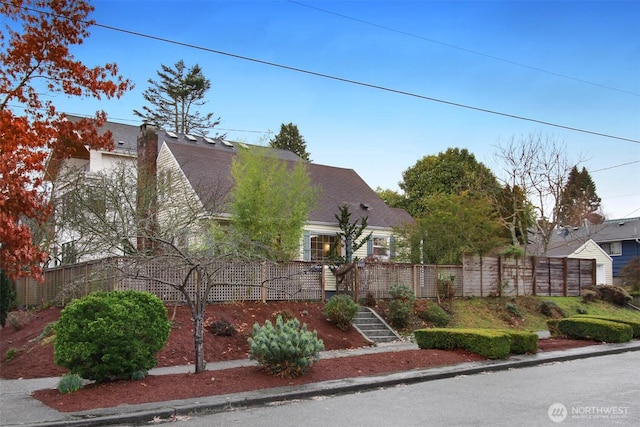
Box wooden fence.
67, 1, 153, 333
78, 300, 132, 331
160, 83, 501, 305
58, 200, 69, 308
13, 254, 594, 307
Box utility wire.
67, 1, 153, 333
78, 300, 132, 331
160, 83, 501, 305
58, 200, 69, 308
90, 22, 640, 145
6, 2, 640, 144
591, 160, 640, 173
287, 0, 640, 98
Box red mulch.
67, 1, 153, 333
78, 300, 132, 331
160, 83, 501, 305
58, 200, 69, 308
1, 302, 601, 413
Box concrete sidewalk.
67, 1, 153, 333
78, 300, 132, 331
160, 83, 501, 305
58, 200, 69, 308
2, 339, 640, 427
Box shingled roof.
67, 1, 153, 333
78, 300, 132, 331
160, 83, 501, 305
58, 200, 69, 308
164, 141, 411, 229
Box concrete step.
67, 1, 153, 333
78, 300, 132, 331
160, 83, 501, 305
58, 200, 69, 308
351, 306, 401, 344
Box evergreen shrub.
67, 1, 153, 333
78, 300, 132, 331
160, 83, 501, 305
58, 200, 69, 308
248, 316, 324, 378
557, 317, 633, 343
571, 315, 640, 338
416, 302, 451, 327
322, 294, 359, 331
54, 290, 171, 381
414, 328, 511, 359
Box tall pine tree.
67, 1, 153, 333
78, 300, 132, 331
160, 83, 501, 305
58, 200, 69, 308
558, 166, 603, 227
134, 60, 220, 136
269, 123, 310, 161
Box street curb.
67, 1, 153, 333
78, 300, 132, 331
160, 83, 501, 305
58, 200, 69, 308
25, 341, 640, 427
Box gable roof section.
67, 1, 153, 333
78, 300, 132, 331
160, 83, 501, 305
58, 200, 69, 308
164, 142, 411, 229
550, 217, 640, 247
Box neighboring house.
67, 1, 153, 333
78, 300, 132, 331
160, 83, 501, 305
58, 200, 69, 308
46, 117, 412, 269
549, 217, 640, 286
545, 238, 612, 286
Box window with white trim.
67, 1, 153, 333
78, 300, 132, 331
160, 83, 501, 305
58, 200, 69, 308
600, 241, 622, 256
310, 234, 339, 262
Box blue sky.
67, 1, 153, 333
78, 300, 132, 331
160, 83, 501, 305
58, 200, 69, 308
49, 0, 640, 219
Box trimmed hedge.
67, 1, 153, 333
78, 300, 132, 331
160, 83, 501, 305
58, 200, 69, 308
414, 329, 511, 359
546, 319, 561, 336
571, 315, 640, 338
556, 318, 633, 343
497, 329, 538, 354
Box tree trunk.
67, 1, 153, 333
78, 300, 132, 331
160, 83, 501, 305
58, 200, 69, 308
193, 311, 205, 373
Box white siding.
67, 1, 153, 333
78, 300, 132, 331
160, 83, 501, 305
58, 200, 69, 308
569, 239, 613, 285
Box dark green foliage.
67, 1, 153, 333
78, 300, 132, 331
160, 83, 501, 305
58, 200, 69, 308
497, 330, 538, 354
57, 373, 83, 394
54, 290, 171, 381
330, 205, 371, 265
387, 299, 413, 328
572, 315, 640, 338
248, 316, 324, 378
414, 328, 511, 359
389, 284, 415, 303
576, 306, 588, 314
557, 166, 602, 228
268, 123, 310, 161
322, 294, 359, 331
207, 319, 237, 336
556, 318, 633, 343
546, 319, 561, 336
539, 300, 565, 317
0, 270, 17, 328
416, 302, 451, 327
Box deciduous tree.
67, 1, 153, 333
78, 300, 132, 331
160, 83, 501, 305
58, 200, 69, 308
0, 0, 131, 280
229, 147, 317, 261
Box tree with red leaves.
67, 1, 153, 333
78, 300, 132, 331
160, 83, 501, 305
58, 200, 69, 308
0, 0, 132, 280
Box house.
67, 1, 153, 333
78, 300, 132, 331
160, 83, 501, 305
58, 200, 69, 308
549, 217, 640, 286
46, 117, 412, 268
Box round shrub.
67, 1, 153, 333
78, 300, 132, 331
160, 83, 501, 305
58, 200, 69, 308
389, 284, 415, 303
417, 302, 451, 327
248, 316, 324, 378
322, 294, 359, 331
54, 290, 171, 382
388, 299, 413, 328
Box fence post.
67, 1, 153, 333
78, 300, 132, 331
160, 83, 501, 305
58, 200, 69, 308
562, 257, 568, 296
531, 256, 537, 296
261, 261, 267, 303
321, 264, 326, 302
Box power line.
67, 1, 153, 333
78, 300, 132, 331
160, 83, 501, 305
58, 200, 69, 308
7, 2, 640, 144
287, 0, 640, 98
591, 160, 640, 173
89, 22, 640, 145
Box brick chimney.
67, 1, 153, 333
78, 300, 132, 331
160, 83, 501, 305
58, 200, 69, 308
136, 123, 159, 253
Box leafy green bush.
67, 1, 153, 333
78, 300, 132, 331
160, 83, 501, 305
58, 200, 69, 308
57, 373, 83, 394
557, 318, 633, 343
417, 302, 451, 327
388, 299, 413, 328
54, 290, 171, 382
572, 315, 640, 338
414, 328, 511, 359
248, 316, 324, 378
4, 347, 19, 362
322, 294, 359, 331
546, 319, 561, 336
497, 329, 538, 354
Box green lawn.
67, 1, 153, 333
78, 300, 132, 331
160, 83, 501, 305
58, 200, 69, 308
448, 296, 640, 332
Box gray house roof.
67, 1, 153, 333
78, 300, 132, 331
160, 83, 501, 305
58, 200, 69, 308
165, 141, 411, 229
547, 217, 640, 256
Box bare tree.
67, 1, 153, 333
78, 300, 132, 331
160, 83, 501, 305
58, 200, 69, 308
494, 133, 578, 255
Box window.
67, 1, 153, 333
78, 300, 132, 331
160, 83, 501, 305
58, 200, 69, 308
61, 241, 77, 265
372, 236, 390, 261
310, 234, 339, 262
600, 241, 622, 256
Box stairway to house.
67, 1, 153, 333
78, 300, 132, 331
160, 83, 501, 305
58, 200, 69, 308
352, 306, 401, 344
